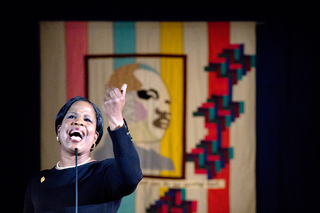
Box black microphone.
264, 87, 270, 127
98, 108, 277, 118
75, 148, 78, 213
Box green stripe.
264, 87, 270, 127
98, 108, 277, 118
221, 63, 227, 76
209, 107, 215, 121
215, 161, 221, 172
212, 141, 218, 154
114, 21, 136, 213
113, 22, 136, 70
226, 115, 231, 127
237, 68, 242, 80
229, 147, 234, 159
239, 102, 245, 113
251, 55, 256, 68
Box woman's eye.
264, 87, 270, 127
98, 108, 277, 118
67, 115, 75, 119
85, 118, 92, 123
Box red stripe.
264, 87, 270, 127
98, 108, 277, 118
221, 128, 230, 148
225, 44, 240, 49
207, 22, 230, 213
161, 204, 168, 213
229, 63, 242, 70
65, 21, 87, 99
207, 155, 220, 161
210, 58, 226, 64
175, 191, 182, 205
205, 123, 217, 141
211, 78, 229, 96
191, 148, 204, 154
195, 169, 207, 174
202, 102, 215, 108
208, 22, 230, 98
171, 208, 183, 213
208, 22, 230, 64
218, 109, 231, 116
191, 201, 197, 212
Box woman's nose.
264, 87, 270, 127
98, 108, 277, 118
73, 119, 84, 126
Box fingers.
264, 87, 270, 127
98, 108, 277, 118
104, 84, 127, 102
102, 84, 126, 123
105, 86, 119, 99
109, 87, 119, 98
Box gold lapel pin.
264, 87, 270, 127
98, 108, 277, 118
40, 176, 45, 183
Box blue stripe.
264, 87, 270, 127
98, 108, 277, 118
117, 192, 136, 213
217, 122, 221, 149
113, 21, 136, 213
228, 77, 232, 103
113, 22, 136, 70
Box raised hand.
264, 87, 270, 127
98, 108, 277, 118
102, 84, 127, 130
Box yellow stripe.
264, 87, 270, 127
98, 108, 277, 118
160, 22, 183, 54
160, 22, 184, 177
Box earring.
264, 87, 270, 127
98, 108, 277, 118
56, 135, 60, 142
90, 143, 96, 151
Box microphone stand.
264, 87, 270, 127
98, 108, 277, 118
75, 148, 79, 213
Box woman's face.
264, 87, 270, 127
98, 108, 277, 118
58, 101, 98, 154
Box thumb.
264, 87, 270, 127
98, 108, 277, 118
121, 83, 127, 97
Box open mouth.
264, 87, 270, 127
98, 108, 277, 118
69, 129, 85, 142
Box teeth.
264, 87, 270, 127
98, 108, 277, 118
70, 130, 84, 138
70, 136, 81, 142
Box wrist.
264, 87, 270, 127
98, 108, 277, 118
111, 123, 123, 131
109, 120, 124, 131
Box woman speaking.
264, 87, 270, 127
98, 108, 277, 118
23, 84, 142, 212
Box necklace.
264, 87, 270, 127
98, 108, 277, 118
56, 157, 91, 170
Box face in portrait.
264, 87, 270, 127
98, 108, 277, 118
100, 63, 174, 174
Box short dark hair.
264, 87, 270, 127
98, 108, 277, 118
55, 96, 104, 149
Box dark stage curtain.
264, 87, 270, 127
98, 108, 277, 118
256, 21, 318, 212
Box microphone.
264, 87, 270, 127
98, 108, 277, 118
75, 148, 78, 213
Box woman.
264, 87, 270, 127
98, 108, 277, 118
23, 84, 143, 212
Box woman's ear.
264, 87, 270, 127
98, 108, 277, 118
57, 125, 61, 137
94, 131, 99, 143
56, 125, 61, 143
